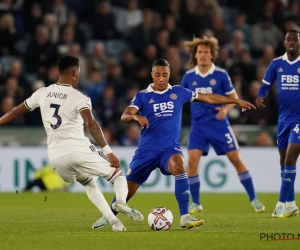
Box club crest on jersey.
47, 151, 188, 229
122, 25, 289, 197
170, 93, 177, 100
127, 168, 131, 175
210, 79, 216, 86
297, 68, 300, 74
192, 81, 197, 86
278, 68, 283, 72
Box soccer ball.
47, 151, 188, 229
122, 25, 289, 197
148, 207, 173, 231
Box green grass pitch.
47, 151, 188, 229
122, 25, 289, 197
1, 192, 300, 250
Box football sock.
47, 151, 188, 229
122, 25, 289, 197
188, 175, 200, 205
110, 171, 128, 204
281, 166, 294, 204
279, 165, 296, 203
238, 171, 256, 202
84, 179, 116, 222
175, 173, 190, 216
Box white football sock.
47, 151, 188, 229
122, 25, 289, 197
286, 201, 296, 207
111, 173, 128, 204
85, 179, 116, 223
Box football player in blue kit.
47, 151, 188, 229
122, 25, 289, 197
256, 30, 300, 218
92, 58, 256, 229
182, 36, 265, 214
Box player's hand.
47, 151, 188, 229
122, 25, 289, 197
106, 153, 120, 168
255, 97, 265, 108
236, 99, 256, 112
215, 107, 228, 120
133, 115, 149, 129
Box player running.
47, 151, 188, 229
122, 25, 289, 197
92, 58, 256, 229
181, 36, 265, 214
0, 55, 143, 231
256, 30, 300, 218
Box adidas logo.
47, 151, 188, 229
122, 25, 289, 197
182, 190, 190, 195
283, 178, 292, 182
279, 68, 283, 72
149, 99, 155, 103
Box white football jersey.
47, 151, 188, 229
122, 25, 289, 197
24, 83, 92, 160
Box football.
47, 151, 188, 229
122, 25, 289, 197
148, 207, 173, 231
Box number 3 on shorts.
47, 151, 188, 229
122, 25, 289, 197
225, 133, 233, 144
293, 124, 299, 134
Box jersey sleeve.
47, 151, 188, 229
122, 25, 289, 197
129, 92, 143, 110
180, 87, 198, 103
221, 72, 235, 95
76, 95, 92, 113
262, 60, 276, 86
24, 87, 45, 111
181, 74, 189, 88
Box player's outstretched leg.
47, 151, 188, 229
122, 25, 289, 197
79, 178, 126, 232
93, 176, 143, 229
227, 151, 265, 212
168, 154, 204, 229
107, 170, 143, 221
187, 150, 203, 214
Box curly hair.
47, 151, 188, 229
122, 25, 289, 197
184, 36, 219, 67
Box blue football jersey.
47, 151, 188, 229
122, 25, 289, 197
181, 64, 235, 126
129, 84, 197, 150
263, 53, 300, 124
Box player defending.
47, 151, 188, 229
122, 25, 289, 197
92, 58, 256, 229
0, 55, 143, 231
256, 30, 300, 218
182, 36, 265, 213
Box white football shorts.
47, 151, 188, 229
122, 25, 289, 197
50, 148, 115, 184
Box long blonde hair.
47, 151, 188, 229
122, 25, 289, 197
184, 36, 219, 67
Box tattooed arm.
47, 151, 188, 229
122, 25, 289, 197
80, 109, 120, 167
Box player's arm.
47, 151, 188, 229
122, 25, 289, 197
195, 93, 256, 110
0, 103, 29, 126
222, 91, 238, 111
80, 108, 119, 167
121, 106, 149, 129
218, 72, 238, 114
214, 91, 238, 120
256, 61, 276, 108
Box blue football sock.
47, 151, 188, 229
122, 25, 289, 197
280, 166, 284, 178
175, 173, 190, 216
188, 175, 200, 205
238, 171, 256, 202
287, 185, 295, 202
111, 196, 118, 216
283, 166, 295, 202
280, 166, 294, 202
279, 165, 296, 203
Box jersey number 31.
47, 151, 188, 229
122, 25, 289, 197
50, 103, 62, 129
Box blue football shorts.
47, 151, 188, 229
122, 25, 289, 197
277, 122, 300, 149
187, 124, 239, 156
126, 147, 184, 185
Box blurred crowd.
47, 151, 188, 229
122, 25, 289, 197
0, 0, 296, 146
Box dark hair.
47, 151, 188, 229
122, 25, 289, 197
152, 59, 170, 68
57, 55, 79, 73
287, 29, 300, 35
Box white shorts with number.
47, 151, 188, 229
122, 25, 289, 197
50, 147, 114, 184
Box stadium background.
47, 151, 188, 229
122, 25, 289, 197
0, 0, 300, 193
